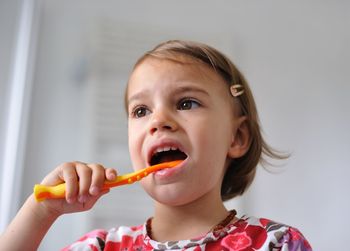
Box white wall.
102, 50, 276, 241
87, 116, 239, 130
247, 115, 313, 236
2, 1, 349, 250
0, 0, 21, 202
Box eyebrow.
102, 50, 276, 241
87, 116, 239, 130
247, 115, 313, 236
172, 85, 210, 97
127, 90, 150, 107
127, 85, 210, 106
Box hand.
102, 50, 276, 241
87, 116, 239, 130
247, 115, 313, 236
37, 161, 117, 217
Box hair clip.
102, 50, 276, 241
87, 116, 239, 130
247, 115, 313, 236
230, 84, 244, 97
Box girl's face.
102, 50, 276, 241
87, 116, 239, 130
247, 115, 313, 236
127, 57, 242, 206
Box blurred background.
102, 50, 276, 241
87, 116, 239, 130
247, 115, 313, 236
1, 0, 349, 250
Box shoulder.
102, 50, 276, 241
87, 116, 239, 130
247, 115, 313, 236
221, 216, 312, 251
61, 225, 144, 251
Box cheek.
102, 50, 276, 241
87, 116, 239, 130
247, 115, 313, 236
194, 116, 231, 146
197, 117, 233, 160
128, 122, 144, 166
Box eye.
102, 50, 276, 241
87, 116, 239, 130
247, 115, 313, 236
131, 106, 151, 118
177, 99, 200, 110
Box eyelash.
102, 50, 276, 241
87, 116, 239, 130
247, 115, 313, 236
177, 98, 201, 110
130, 98, 201, 118
130, 105, 150, 118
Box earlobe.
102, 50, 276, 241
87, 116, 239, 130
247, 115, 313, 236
228, 116, 251, 158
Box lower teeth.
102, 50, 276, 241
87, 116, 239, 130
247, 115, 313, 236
156, 168, 169, 175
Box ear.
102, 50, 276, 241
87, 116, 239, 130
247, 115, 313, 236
228, 116, 251, 158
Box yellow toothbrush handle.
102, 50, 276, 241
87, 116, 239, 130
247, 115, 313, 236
34, 183, 66, 202
33, 160, 182, 202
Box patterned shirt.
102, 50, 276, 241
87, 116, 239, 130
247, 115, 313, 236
62, 215, 312, 251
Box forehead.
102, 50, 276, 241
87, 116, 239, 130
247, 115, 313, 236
127, 57, 229, 98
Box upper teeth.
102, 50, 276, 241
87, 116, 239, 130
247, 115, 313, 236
153, 146, 179, 155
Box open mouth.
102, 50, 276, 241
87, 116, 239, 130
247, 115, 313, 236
150, 148, 187, 166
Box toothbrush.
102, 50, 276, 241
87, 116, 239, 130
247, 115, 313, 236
33, 160, 182, 202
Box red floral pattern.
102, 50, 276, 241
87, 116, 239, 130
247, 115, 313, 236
63, 215, 312, 251
221, 232, 252, 250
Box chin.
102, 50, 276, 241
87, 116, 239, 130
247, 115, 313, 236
143, 184, 203, 207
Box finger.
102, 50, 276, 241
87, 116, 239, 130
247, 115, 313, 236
77, 189, 110, 211
75, 162, 92, 203
75, 160, 86, 165
61, 162, 79, 204
41, 169, 61, 186
87, 163, 105, 196
41, 162, 71, 185
105, 168, 117, 181
63, 189, 110, 214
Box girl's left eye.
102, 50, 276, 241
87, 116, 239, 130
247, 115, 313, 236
177, 99, 200, 110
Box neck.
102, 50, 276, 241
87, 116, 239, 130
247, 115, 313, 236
150, 190, 230, 242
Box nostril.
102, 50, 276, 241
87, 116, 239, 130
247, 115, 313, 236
149, 118, 177, 134
150, 125, 173, 134
150, 127, 157, 134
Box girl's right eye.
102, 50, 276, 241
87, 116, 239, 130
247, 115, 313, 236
131, 106, 150, 118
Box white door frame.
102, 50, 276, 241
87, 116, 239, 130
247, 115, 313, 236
0, 0, 39, 232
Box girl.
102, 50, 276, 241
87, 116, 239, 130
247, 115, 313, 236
0, 40, 312, 250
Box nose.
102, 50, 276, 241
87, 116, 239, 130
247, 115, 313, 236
149, 108, 178, 134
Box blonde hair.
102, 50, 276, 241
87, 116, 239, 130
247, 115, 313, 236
126, 40, 287, 201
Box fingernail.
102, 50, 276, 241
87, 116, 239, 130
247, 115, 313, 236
89, 186, 99, 196
108, 173, 116, 180
78, 195, 88, 203
67, 197, 75, 204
